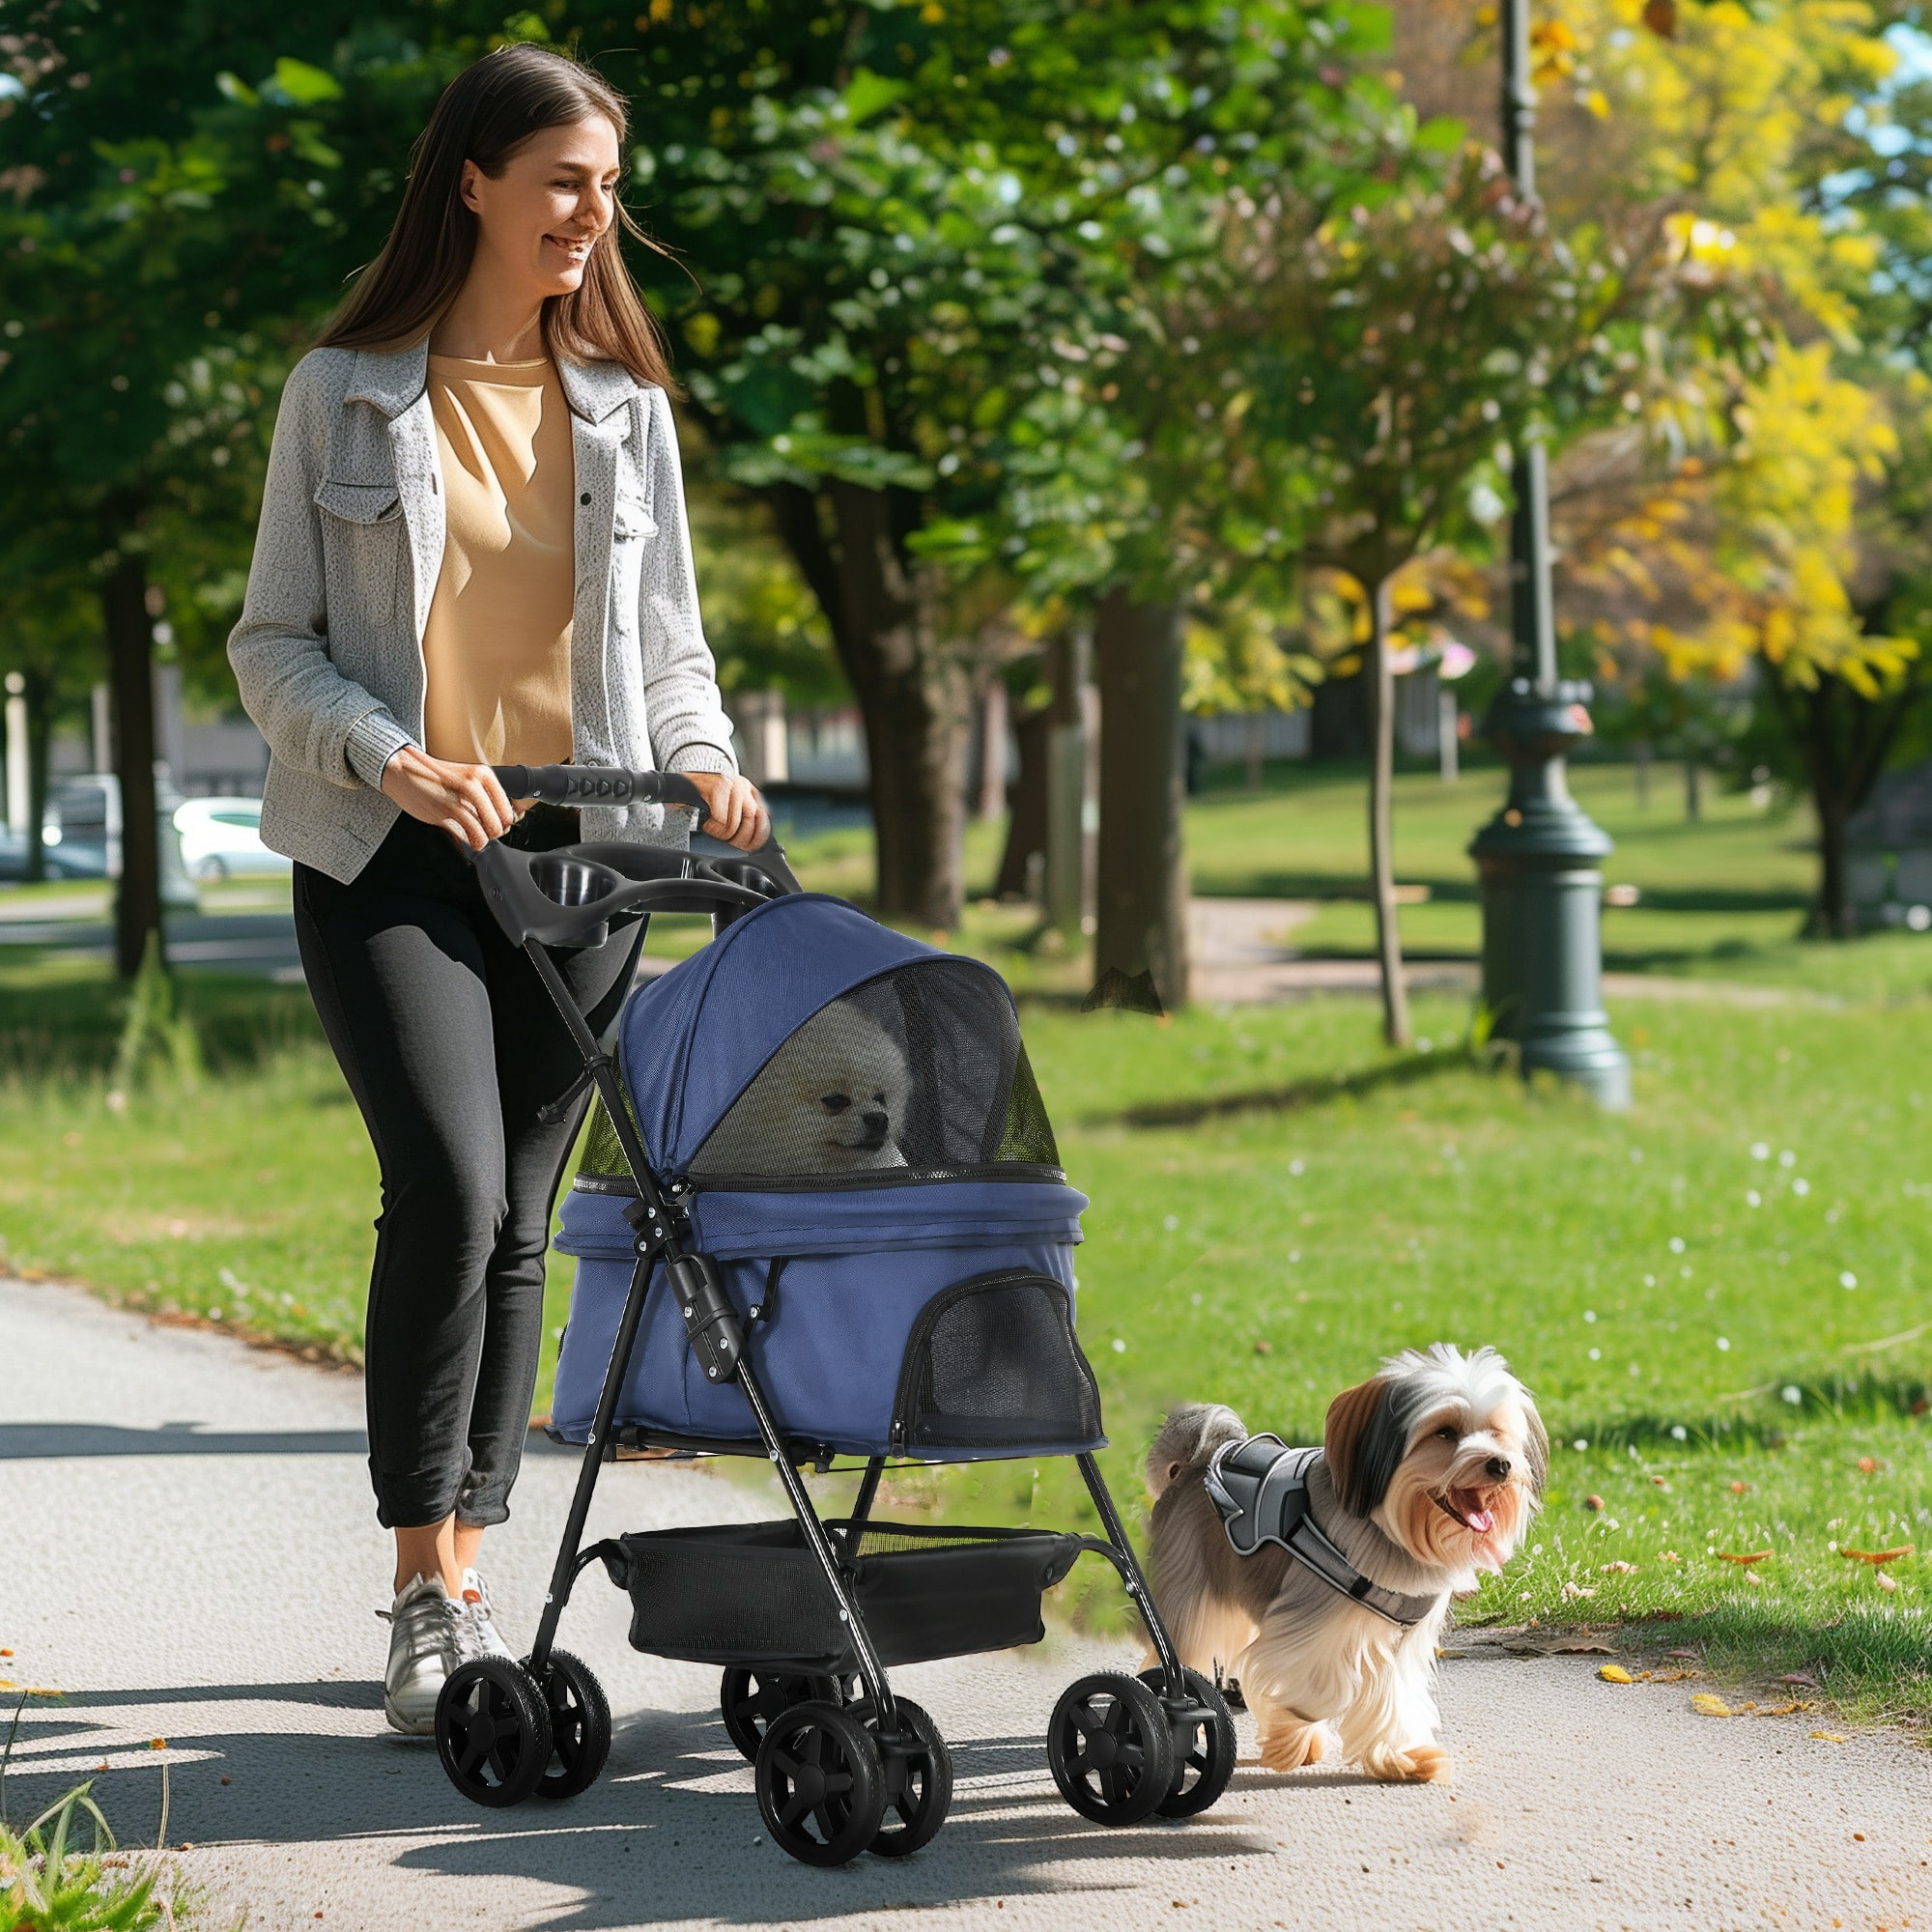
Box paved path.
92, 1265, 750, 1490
6, 1278, 1932, 1932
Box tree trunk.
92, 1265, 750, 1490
1093, 588, 1189, 1010
103, 543, 161, 979
995, 694, 1050, 900
1364, 577, 1411, 1048
1683, 758, 1701, 822
20, 666, 53, 885
1633, 738, 1651, 809
976, 676, 1007, 821
770, 479, 970, 927
1245, 713, 1264, 789
1814, 792, 1851, 938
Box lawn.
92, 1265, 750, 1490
2, 763, 1929, 1722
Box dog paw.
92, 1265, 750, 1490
1366, 1743, 1451, 1783
1257, 1723, 1324, 1773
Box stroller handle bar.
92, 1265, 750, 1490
469, 766, 800, 950
492, 763, 711, 816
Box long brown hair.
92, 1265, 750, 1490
317, 43, 676, 389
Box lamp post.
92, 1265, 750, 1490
1467, 0, 1630, 1108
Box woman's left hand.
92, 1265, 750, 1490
682, 771, 772, 852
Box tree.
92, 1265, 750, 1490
0, 6, 457, 972
568, 0, 1381, 933
1167, 146, 1630, 1042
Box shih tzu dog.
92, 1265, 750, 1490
1145, 1345, 1545, 1783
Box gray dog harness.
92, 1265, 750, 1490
1204, 1435, 1440, 1628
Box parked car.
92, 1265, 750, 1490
41, 774, 199, 909
173, 795, 289, 882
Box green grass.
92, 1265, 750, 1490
3, 774, 1931, 1723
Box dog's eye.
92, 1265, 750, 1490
819, 1093, 851, 1115
1435, 1426, 1460, 1442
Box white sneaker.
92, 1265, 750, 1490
456, 1567, 515, 1664
381, 1574, 462, 1735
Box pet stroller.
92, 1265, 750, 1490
435, 765, 1236, 1866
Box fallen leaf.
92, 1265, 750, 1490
1582, 1494, 1605, 1512
1745, 1571, 1766, 1586
1810, 1731, 1847, 1742
1840, 1544, 1913, 1565
1600, 1560, 1640, 1575
1598, 1664, 1634, 1684
1690, 1692, 1734, 1718
1253, 1340, 1273, 1356
1650, 1475, 1671, 1489
1654, 1670, 1697, 1682
1857, 1458, 1882, 1474
1666, 1647, 1700, 1660
1716, 1550, 1774, 1566
1877, 1572, 1899, 1593
1730, 1481, 1751, 1494
1561, 1580, 1597, 1600
1658, 1550, 1683, 1564
1779, 1673, 1819, 1688
149, 1738, 167, 1750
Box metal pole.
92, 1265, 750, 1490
1467, 0, 1630, 1107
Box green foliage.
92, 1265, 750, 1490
0, 1719, 164, 1932
109, 934, 203, 1099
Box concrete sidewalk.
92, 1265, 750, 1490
4, 1275, 1929, 1932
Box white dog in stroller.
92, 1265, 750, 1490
696, 998, 912, 1176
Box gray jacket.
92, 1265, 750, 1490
228, 340, 738, 883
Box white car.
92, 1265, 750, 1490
173, 797, 291, 882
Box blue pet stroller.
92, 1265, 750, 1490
436, 766, 1236, 1865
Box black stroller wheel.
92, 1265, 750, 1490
1046, 1670, 1176, 1827
720, 1666, 843, 1762
753, 1699, 887, 1867
532, 1649, 611, 1800
867, 1698, 952, 1858
437, 1659, 554, 1809
1138, 1666, 1237, 1818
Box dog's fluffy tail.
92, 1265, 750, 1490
1145, 1403, 1248, 1499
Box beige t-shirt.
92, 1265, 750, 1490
420, 355, 575, 767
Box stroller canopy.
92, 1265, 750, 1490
612, 894, 1061, 1186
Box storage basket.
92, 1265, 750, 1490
594, 1519, 1085, 1673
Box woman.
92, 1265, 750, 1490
229, 43, 769, 1735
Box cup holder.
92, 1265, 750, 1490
530, 853, 626, 909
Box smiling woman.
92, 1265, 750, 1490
223, 41, 774, 1745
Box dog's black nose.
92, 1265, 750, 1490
862, 1110, 889, 1141
1486, 1455, 1512, 1481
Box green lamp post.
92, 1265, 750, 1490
1467, 0, 1631, 1109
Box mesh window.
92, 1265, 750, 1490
576, 1081, 639, 1191
894, 1271, 1102, 1452
690, 962, 1060, 1182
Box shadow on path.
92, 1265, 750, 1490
2, 1690, 1285, 1928
0, 1423, 367, 1460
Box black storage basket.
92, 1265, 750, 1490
596, 1520, 1084, 1674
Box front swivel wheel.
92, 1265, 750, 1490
720, 1666, 845, 1762
753, 1699, 887, 1867
437, 1658, 553, 1809
1046, 1670, 1176, 1827
533, 1649, 611, 1800
1138, 1665, 1237, 1817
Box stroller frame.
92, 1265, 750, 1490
432, 766, 1230, 1863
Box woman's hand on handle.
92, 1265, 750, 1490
682, 771, 771, 853
380, 746, 521, 850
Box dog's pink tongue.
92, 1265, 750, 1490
1465, 1506, 1495, 1534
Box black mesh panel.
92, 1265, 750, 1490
894, 1270, 1102, 1451
690, 961, 1059, 1182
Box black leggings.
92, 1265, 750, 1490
293, 811, 642, 1530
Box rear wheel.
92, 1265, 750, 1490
720, 1667, 844, 1762
753, 1700, 886, 1867
1046, 1671, 1176, 1827
1138, 1665, 1237, 1818
436, 1659, 553, 1809
533, 1650, 611, 1800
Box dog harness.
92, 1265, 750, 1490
1204, 1435, 1441, 1628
